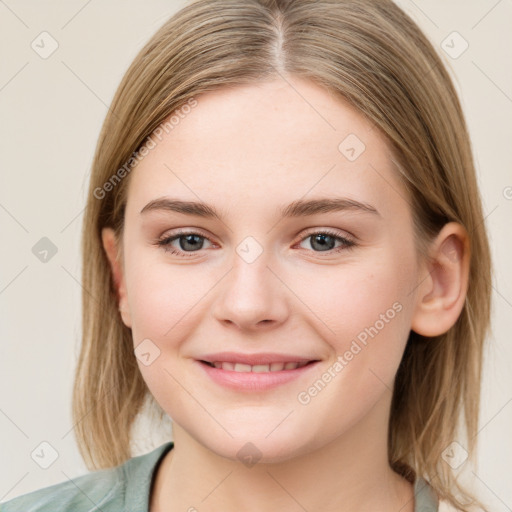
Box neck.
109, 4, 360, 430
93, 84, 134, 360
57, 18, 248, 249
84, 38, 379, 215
150, 393, 414, 512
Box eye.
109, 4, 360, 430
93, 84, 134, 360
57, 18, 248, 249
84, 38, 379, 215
155, 228, 356, 258
156, 231, 214, 257
297, 229, 355, 254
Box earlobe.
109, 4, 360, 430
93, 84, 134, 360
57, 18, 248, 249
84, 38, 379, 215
101, 227, 132, 328
411, 223, 470, 337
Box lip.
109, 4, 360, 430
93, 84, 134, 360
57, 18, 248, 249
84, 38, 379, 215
196, 352, 320, 391
199, 351, 317, 365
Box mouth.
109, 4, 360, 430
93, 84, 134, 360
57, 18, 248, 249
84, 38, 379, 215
199, 360, 315, 372
196, 352, 320, 391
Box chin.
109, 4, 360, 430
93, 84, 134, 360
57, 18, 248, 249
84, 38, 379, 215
211, 437, 309, 465
182, 418, 318, 465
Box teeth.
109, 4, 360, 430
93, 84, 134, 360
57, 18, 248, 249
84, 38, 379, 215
233, 363, 252, 372
252, 364, 270, 373
210, 361, 306, 372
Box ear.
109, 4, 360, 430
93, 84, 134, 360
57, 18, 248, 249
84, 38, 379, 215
101, 227, 132, 328
411, 222, 470, 337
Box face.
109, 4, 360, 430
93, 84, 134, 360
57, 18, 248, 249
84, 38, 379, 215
108, 77, 425, 462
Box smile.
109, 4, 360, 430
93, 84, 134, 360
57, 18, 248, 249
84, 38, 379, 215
196, 353, 320, 391
201, 361, 312, 372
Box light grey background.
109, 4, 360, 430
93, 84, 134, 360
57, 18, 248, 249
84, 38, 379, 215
0, 0, 511, 509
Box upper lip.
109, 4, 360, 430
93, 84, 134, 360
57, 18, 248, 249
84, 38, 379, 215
198, 352, 319, 365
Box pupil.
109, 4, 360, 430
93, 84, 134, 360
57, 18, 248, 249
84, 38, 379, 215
312, 234, 335, 252
180, 234, 203, 251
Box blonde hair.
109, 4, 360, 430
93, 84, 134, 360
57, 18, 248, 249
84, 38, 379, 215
74, 1, 492, 510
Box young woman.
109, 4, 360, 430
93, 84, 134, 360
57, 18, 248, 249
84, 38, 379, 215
1, 0, 492, 511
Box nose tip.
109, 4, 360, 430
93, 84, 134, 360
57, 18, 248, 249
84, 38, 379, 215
211, 258, 289, 332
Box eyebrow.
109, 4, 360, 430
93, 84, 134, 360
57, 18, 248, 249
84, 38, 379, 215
140, 196, 380, 219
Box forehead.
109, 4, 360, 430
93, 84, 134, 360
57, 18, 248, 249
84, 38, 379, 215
126, 77, 408, 218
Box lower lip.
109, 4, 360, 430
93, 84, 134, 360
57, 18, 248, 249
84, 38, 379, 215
196, 361, 320, 391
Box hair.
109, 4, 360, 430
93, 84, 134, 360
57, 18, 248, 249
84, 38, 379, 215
73, 0, 492, 510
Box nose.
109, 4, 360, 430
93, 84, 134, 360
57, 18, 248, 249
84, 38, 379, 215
211, 252, 290, 332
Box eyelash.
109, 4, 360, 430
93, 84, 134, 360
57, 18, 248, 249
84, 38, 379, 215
155, 228, 356, 258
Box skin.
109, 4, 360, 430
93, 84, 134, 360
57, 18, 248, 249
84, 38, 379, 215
102, 76, 469, 512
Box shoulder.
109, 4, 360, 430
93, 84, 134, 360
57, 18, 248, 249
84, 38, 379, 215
0, 442, 174, 512
0, 466, 123, 512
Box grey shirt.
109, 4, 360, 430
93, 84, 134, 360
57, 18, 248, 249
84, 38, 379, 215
1, 442, 439, 511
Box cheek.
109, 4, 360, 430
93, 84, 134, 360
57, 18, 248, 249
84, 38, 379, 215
296, 246, 417, 390
124, 250, 210, 343
301, 251, 415, 344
